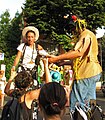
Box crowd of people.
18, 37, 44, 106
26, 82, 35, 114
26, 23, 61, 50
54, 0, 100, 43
0, 14, 103, 120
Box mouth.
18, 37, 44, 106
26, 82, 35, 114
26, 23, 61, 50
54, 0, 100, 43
28, 40, 33, 42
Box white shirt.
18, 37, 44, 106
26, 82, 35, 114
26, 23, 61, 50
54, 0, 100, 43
17, 43, 49, 70
17, 43, 37, 69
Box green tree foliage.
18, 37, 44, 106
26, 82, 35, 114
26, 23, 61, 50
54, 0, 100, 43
22, 0, 105, 50
0, 10, 21, 57
0, 10, 11, 57
6, 13, 22, 57
0, 10, 22, 80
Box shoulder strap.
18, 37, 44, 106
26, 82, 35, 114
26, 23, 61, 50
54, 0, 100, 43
35, 43, 40, 65
34, 43, 40, 82
20, 43, 26, 64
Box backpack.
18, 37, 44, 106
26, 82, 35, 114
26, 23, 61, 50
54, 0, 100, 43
1, 97, 23, 120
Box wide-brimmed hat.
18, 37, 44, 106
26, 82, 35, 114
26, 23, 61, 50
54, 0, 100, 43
22, 26, 39, 40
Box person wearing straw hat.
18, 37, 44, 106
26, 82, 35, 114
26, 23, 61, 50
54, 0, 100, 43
11, 26, 50, 72
10, 26, 52, 120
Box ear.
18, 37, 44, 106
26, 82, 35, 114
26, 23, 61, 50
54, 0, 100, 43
38, 103, 43, 111
38, 104, 46, 118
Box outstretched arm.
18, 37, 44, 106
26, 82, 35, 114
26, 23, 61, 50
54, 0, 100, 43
49, 37, 91, 63
49, 50, 81, 63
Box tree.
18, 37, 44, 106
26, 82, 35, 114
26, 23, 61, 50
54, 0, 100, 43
6, 12, 22, 57
0, 10, 11, 57
22, 0, 105, 51
0, 10, 22, 80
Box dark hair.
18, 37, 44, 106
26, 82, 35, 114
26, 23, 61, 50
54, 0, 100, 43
26, 30, 36, 38
12, 71, 34, 98
15, 71, 33, 89
38, 82, 67, 116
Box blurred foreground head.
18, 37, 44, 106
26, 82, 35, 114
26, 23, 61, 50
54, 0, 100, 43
38, 82, 67, 118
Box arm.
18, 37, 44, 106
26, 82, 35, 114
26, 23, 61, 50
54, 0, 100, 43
4, 79, 14, 96
38, 45, 51, 58
49, 38, 91, 63
56, 60, 73, 66
11, 51, 22, 71
48, 50, 81, 63
4, 71, 17, 96
43, 58, 52, 83
38, 44, 43, 50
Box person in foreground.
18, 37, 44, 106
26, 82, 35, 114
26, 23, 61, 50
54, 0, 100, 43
38, 82, 67, 120
4, 58, 51, 120
49, 15, 102, 113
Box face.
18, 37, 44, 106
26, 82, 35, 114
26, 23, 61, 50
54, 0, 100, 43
26, 32, 36, 45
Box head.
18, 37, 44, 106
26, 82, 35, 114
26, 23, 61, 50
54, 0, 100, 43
38, 82, 67, 118
64, 13, 87, 35
22, 26, 39, 45
14, 71, 34, 90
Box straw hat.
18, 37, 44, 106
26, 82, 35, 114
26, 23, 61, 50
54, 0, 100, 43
22, 26, 39, 41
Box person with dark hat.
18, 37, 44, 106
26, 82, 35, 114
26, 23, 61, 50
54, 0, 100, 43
49, 15, 102, 113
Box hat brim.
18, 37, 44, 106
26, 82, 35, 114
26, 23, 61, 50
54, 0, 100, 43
22, 26, 39, 41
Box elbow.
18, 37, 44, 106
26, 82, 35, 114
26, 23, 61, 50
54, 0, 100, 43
4, 86, 8, 94
4, 86, 9, 95
4, 89, 11, 96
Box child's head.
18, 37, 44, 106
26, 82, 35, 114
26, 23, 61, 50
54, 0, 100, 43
14, 71, 34, 90
38, 82, 67, 117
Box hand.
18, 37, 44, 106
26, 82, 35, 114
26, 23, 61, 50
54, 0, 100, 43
46, 54, 52, 58
11, 66, 15, 72
42, 58, 49, 67
48, 55, 58, 63
39, 50, 51, 58
9, 71, 17, 81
